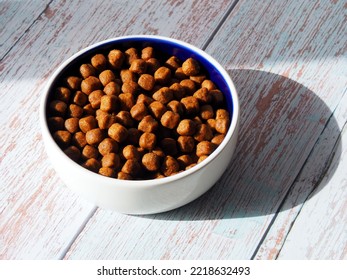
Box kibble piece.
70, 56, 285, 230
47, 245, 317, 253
127, 128, 141, 145
215, 118, 230, 134
138, 74, 155, 91
99, 167, 116, 178
104, 81, 121, 96
88, 90, 105, 109
206, 118, 216, 131
118, 93, 135, 111
115, 111, 134, 127
177, 136, 195, 153
125, 47, 139, 65
194, 123, 213, 141
83, 158, 101, 173
141, 46, 154, 60
138, 115, 158, 133
54, 87, 71, 103
200, 104, 214, 120
64, 145, 80, 162
117, 171, 133, 180
86, 128, 104, 145
100, 95, 118, 112
72, 131, 87, 149
186, 163, 197, 170
130, 102, 148, 121
96, 111, 114, 129
81, 76, 102, 95
108, 49, 124, 69
49, 100, 67, 117
99, 70, 116, 86
98, 137, 118, 156
146, 57, 160, 74
64, 118, 79, 134
176, 119, 196, 136
122, 80, 138, 95
152, 87, 173, 104
160, 111, 180, 129
180, 79, 196, 95
67, 104, 83, 118
210, 89, 224, 105
121, 159, 141, 176
91, 54, 107, 72
82, 145, 99, 160
149, 101, 167, 119
101, 153, 121, 169
79, 116, 97, 133
175, 67, 188, 80
129, 58, 147, 74
165, 56, 181, 70
211, 134, 225, 145
196, 141, 216, 157
160, 138, 178, 156
198, 155, 209, 163
181, 96, 199, 115
167, 100, 184, 116
170, 83, 185, 100
177, 154, 193, 169
193, 87, 211, 104
53, 130, 71, 147
142, 152, 161, 171
80, 63, 96, 79
83, 104, 96, 116
139, 132, 156, 150
122, 145, 140, 160
72, 91, 88, 106
48, 117, 64, 131
182, 58, 200, 76
137, 93, 153, 106
120, 69, 137, 83
201, 79, 216, 90
190, 74, 206, 84
66, 76, 82, 90
216, 109, 230, 120
154, 66, 171, 84
161, 156, 180, 177
108, 123, 128, 143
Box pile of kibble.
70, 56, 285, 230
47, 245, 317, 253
47, 45, 230, 180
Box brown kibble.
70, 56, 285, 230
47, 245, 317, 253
83, 104, 96, 116
139, 132, 156, 150
138, 74, 155, 91
130, 102, 148, 121
64, 145, 80, 162
206, 118, 216, 131
122, 159, 141, 176
152, 87, 173, 104
122, 145, 140, 160
83, 158, 101, 173
115, 111, 134, 127
211, 134, 225, 145
200, 104, 214, 120
91, 54, 107, 72
129, 58, 147, 74
190, 74, 206, 84
127, 128, 141, 145
216, 109, 230, 120
48, 117, 64, 131
122, 80, 138, 95
149, 101, 167, 119
196, 141, 216, 157
120, 69, 137, 83
176, 119, 196, 136
96, 111, 115, 129
201, 79, 216, 90
161, 156, 180, 177
142, 152, 161, 171
49, 100, 67, 117
100, 95, 118, 112
81, 76, 102, 95
210, 89, 224, 105
118, 93, 135, 111
66, 76, 82, 90
117, 171, 133, 180
165, 56, 181, 70
182, 58, 200, 76
102, 153, 121, 169
177, 154, 193, 169
194, 123, 213, 141
104, 81, 121, 96
177, 136, 195, 153
99, 167, 116, 178
154, 66, 171, 84
215, 118, 230, 134
108, 123, 128, 143
108, 49, 124, 69
180, 79, 196, 95
167, 100, 184, 116
98, 138, 118, 156
146, 57, 160, 74
53, 130, 71, 147
175, 67, 188, 80
99, 70, 116, 86
198, 155, 209, 163
88, 90, 105, 109
160, 111, 180, 129
64, 118, 79, 134
82, 145, 99, 160
80, 63, 96, 79
170, 83, 185, 100
181, 96, 199, 115
86, 128, 104, 145
138, 115, 158, 133
137, 93, 153, 106
160, 138, 178, 156
125, 48, 139, 65
79, 116, 97, 133
67, 104, 83, 118
72, 131, 87, 149
72, 91, 88, 106
193, 87, 211, 104
54, 87, 71, 103
141, 46, 154, 60
185, 163, 197, 170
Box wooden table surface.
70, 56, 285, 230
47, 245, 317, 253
1, 0, 346, 260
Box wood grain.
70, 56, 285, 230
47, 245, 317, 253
0, 0, 236, 259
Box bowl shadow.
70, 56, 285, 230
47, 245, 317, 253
142, 69, 341, 221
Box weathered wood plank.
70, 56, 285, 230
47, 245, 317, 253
0, 0, 51, 60
0, 0, 236, 259
64, 0, 346, 259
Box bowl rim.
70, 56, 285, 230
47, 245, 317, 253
40, 35, 240, 188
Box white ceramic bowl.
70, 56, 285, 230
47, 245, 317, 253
40, 35, 239, 214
